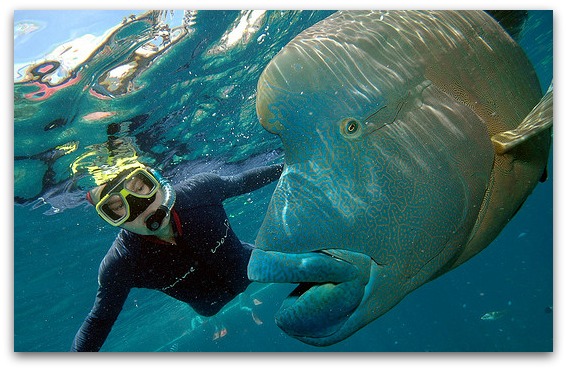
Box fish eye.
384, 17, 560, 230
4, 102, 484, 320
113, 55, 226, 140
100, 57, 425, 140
347, 120, 358, 133
340, 118, 362, 138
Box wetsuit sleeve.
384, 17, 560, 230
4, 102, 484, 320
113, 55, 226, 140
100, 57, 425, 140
218, 163, 283, 200
70, 244, 132, 352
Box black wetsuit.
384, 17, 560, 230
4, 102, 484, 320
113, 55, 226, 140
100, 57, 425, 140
71, 164, 283, 352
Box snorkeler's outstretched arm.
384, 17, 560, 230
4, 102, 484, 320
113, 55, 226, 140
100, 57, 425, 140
71, 244, 132, 351
219, 163, 283, 199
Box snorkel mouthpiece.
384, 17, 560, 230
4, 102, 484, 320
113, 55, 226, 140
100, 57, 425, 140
146, 206, 168, 231
145, 168, 176, 231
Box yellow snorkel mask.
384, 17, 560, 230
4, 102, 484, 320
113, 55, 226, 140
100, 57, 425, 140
87, 165, 176, 230
92, 166, 160, 226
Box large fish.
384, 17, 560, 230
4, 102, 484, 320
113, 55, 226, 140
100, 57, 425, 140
248, 10, 552, 346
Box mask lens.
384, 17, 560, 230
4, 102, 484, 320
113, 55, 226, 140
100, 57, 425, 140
124, 171, 157, 196
99, 194, 129, 224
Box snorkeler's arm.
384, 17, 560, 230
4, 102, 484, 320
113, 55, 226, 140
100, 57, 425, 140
219, 163, 283, 199
71, 244, 132, 352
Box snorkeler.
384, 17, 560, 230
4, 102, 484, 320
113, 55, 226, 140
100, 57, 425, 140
71, 162, 283, 351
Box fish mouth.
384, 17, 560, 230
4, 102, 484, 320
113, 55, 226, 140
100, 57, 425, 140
247, 248, 372, 345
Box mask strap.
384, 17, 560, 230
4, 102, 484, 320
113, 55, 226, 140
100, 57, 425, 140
86, 191, 94, 205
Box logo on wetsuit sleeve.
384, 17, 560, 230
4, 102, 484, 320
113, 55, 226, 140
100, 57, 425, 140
161, 266, 196, 292
210, 219, 230, 254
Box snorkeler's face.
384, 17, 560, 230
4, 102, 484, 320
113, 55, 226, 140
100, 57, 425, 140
89, 167, 171, 235
119, 187, 171, 235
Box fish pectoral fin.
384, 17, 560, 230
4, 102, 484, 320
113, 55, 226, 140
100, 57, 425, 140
491, 82, 553, 155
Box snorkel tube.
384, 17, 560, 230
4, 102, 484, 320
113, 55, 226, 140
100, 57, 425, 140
145, 168, 176, 231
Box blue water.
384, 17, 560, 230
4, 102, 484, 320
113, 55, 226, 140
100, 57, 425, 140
13, 10, 553, 352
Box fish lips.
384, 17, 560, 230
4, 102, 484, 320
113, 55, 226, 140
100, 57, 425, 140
247, 248, 371, 344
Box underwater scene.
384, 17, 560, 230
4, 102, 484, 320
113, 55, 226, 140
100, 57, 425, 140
14, 10, 553, 352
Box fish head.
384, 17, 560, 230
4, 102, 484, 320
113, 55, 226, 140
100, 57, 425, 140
254, 19, 414, 248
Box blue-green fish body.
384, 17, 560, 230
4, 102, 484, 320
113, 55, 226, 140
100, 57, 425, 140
249, 10, 552, 346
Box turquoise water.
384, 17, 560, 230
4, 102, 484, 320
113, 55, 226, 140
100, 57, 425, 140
14, 10, 553, 352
